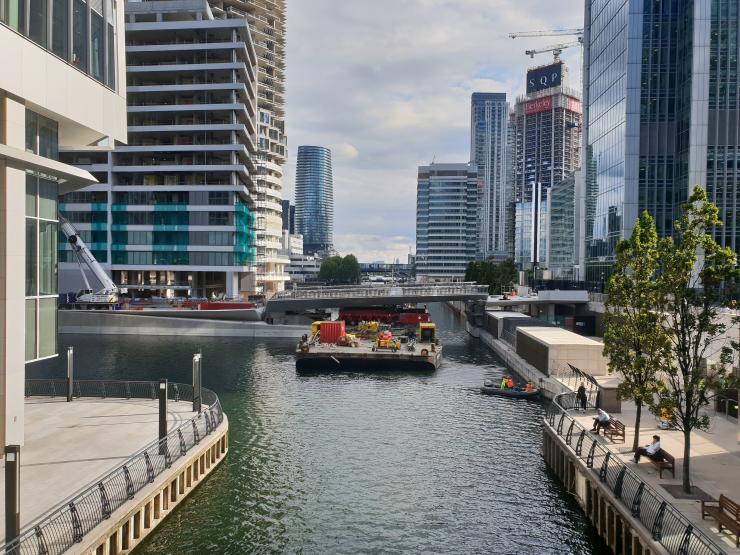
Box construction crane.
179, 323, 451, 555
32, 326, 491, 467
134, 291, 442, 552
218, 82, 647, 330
509, 29, 583, 42
60, 215, 126, 306
525, 41, 582, 61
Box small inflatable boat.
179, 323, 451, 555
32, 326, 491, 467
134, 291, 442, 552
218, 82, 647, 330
481, 381, 541, 399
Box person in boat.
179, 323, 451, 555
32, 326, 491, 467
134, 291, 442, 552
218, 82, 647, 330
525, 382, 534, 393
591, 408, 611, 433
505, 376, 515, 389
576, 383, 587, 411
499, 376, 507, 390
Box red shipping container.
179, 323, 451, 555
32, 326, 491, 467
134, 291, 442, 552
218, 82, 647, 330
320, 321, 346, 344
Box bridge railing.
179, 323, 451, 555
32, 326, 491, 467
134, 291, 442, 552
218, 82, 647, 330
273, 282, 489, 300
545, 393, 726, 555
8, 379, 225, 555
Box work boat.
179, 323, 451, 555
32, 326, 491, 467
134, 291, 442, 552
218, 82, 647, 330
295, 313, 442, 372
480, 379, 541, 399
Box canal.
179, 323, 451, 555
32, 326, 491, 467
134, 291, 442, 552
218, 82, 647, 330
30, 305, 606, 553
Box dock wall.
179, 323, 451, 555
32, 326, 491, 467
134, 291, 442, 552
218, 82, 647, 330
76, 420, 228, 555
59, 311, 306, 338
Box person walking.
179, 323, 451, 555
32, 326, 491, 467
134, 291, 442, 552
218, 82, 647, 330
576, 383, 587, 411
632, 435, 663, 463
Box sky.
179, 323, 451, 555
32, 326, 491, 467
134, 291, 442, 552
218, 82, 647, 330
284, 0, 583, 263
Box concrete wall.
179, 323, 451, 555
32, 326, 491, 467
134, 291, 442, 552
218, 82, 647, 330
59, 311, 306, 338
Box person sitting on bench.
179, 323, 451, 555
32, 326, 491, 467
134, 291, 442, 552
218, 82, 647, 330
632, 435, 662, 463
591, 408, 611, 433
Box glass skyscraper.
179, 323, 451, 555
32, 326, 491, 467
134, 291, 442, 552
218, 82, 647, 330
583, 0, 740, 281
415, 163, 478, 279
295, 146, 334, 255
470, 92, 511, 262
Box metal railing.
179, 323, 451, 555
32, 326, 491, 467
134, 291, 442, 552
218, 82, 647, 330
714, 393, 738, 421
6, 379, 225, 555
272, 282, 489, 300
550, 363, 602, 408
545, 392, 726, 555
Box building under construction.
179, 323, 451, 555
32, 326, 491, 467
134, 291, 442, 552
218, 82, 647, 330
512, 60, 581, 271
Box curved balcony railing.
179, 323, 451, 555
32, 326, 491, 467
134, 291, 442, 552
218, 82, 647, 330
5, 379, 225, 555
545, 392, 726, 555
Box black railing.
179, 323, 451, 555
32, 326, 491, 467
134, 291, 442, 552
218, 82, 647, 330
545, 392, 726, 555
6, 379, 225, 555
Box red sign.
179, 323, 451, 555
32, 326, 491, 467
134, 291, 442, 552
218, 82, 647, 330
566, 96, 582, 114
525, 96, 553, 115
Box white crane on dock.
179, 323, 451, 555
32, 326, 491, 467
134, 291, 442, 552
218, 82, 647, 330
60, 216, 125, 306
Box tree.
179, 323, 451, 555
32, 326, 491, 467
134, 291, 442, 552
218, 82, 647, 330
603, 212, 669, 451
654, 186, 739, 493
464, 259, 517, 294
319, 255, 361, 284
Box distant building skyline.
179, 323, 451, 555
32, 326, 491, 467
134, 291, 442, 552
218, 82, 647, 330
295, 145, 334, 255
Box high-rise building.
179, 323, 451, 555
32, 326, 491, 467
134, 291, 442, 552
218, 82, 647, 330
547, 175, 577, 279
59, 0, 260, 299
295, 146, 334, 255
1, 0, 126, 445
512, 61, 582, 270
470, 92, 511, 261
583, 0, 740, 281
415, 163, 478, 280
282, 199, 295, 233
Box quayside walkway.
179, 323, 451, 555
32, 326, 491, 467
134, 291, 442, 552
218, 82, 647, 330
545, 389, 739, 555
3, 380, 228, 555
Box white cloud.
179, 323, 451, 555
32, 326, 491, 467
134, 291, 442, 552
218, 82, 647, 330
284, 0, 584, 263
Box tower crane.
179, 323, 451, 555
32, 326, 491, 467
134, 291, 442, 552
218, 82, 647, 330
60, 215, 126, 306
525, 41, 582, 62
509, 29, 583, 42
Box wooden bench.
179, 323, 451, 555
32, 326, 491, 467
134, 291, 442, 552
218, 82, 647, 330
649, 449, 675, 479
600, 419, 625, 443
702, 494, 740, 547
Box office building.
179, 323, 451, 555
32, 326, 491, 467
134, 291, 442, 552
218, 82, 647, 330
583, 0, 740, 280
415, 162, 478, 280
512, 60, 581, 270
295, 145, 334, 255
470, 92, 511, 261
547, 175, 577, 279
0, 0, 126, 450
60, 0, 260, 299
282, 199, 295, 233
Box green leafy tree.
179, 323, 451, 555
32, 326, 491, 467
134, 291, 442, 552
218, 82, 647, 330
339, 254, 360, 284
465, 260, 517, 294
318, 256, 342, 283
654, 186, 739, 493
319, 255, 361, 284
603, 212, 669, 451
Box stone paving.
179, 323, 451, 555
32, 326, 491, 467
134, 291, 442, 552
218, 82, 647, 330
572, 400, 740, 553
0, 397, 197, 538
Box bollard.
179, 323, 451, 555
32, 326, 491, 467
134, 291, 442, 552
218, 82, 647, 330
66, 347, 74, 402
192, 353, 202, 413
158, 379, 168, 455
5, 446, 20, 547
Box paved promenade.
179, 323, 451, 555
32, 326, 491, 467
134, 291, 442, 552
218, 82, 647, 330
573, 402, 740, 553
0, 397, 197, 537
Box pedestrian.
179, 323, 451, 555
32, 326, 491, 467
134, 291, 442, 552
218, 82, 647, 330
632, 435, 663, 463
591, 408, 611, 433
576, 382, 587, 411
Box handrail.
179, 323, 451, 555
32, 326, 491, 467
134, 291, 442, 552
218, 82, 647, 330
545, 392, 726, 555
5, 379, 225, 555
272, 282, 489, 300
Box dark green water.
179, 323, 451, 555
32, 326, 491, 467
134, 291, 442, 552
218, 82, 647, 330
30, 305, 605, 554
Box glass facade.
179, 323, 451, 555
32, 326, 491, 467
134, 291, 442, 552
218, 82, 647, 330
295, 146, 333, 255
416, 163, 478, 278
470, 92, 511, 261
0, 0, 116, 88
584, 0, 740, 280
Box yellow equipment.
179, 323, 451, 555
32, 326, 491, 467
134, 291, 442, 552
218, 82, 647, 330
311, 321, 329, 336
419, 323, 436, 343
374, 330, 400, 352
358, 321, 380, 333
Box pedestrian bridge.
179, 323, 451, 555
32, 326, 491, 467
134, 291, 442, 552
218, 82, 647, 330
266, 283, 489, 311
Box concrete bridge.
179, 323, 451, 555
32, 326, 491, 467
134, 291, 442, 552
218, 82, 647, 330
266, 283, 489, 312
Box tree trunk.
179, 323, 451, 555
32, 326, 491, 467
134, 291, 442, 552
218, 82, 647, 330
632, 401, 642, 452
682, 428, 692, 494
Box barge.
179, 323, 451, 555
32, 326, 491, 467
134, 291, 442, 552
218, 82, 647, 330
295, 320, 442, 372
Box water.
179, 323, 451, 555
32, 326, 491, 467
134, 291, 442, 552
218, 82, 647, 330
30, 305, 606, 554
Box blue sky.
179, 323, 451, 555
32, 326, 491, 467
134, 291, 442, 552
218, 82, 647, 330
284, 0, 583, 263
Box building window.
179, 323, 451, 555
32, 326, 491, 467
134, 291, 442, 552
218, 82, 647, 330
90, 0, 104, 81
25, 173, 59, 362
51, 0, 69, 59
25, 108, 59, 160
28, 0, 47, 46
72, 0, 87, 70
